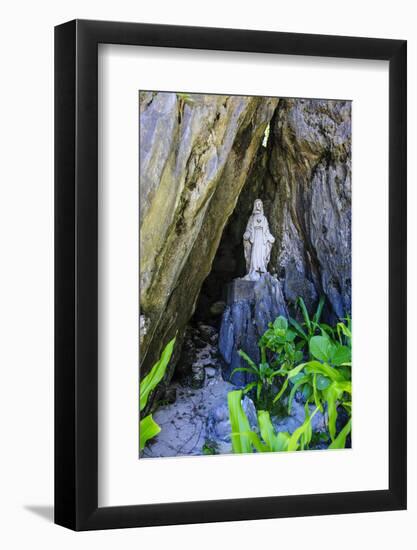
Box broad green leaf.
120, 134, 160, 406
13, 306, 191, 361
304, 361, 344, 382
257, 411, 290, 452
139, 414, 161, 451
291, 371, 306, 385
323, 380, 352, 441
286, 362, 309, 379
229, 430, 267, 453
331, 344, 351, 366
140, 337, 175, 411
332, 380, 352, 395
309, 335, 334, 362
329, 419, 352, 449
273, 316, 288, 331
274, 432, 291, 452
257, 410, 276, 449
246, 431, 268, 453
338, 365, 352, 381
285, 329, 297, 342
294, 350, 304, 362
228, 390, 253, 454
316, 374, 331, 390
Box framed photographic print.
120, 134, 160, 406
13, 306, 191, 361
55, 19, 407, 530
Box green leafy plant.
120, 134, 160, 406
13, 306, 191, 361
231, 296, 352, 449
232, 316, 302, 411
176, 92, 195, 104
289, 296, 327, 345
139, 337, 176, 451
259, 316, 304, 369
273, 327, 352, 444
336, 316, 352, 347
228, 390, 318, 453
329, 418, 352, 449
139, 415, 161, 452
202, 440, 219, 455
233, 350, 286, 412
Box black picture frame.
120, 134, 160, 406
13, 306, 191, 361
55, 19, 407, 531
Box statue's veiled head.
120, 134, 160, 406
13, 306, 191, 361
253, 199, 264, 215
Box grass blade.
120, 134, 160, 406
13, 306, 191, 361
139, 414, 161, 451
329, 419, 352, 449
140, 336, 176, 412
228, 390, 253, 454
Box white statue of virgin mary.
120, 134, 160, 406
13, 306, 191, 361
243, 199, 275, 281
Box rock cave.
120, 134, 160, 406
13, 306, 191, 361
139, 91, 352, 457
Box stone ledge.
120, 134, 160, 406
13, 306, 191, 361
226, 278, 256, 305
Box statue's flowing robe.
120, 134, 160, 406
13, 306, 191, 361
243, 214, 274, 277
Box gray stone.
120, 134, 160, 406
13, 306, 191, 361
142, 370, 237, 458
209, 301, 226, 316
219, 274, 288, 386
226, 279, 256, 305
197, 323, 217, 342
242, 395, 258, 429
206, 395, 258, 444
272, 398, 327, 435
190, 365, 205, 388
266, 98, 351, 322
205, 367, 216, 378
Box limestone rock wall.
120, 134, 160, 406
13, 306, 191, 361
140, 92, 279, 377
196, 97, 352, 334
265, 98, 352, 320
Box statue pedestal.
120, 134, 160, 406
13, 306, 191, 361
226, 279, 256, 305
219, 274, 288, 386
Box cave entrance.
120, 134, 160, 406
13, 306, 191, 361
166, 112, 280, 393
191, 205, 246, 328
171, 134, 275, 387
191, 141, 273, 330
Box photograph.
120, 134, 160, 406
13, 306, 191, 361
0, 1, 410, 542
139, 91, 352, 458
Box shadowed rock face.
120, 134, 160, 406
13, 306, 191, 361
140, 92, 279, 379
266, 98, 352, 321
140, 93, 351, 391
